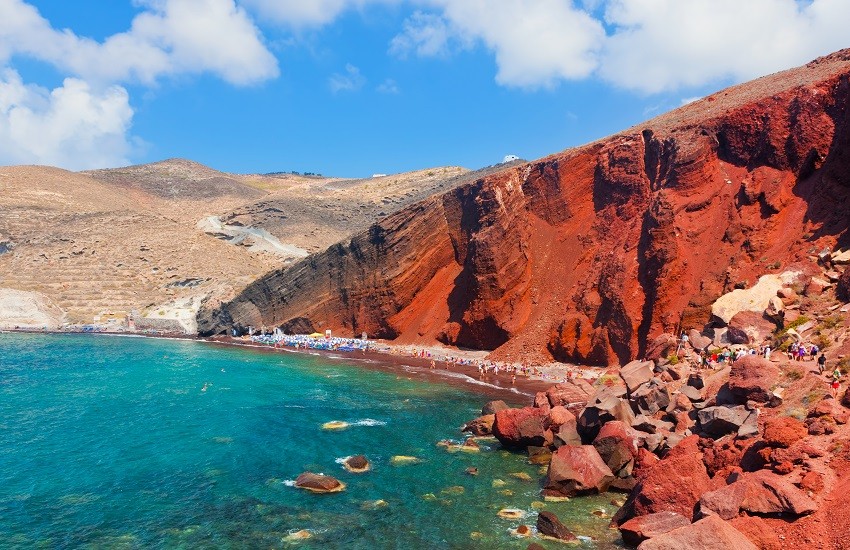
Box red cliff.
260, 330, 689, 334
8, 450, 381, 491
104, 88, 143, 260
199, 49, 850, 365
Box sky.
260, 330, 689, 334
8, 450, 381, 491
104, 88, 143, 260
0, 1, 847, 177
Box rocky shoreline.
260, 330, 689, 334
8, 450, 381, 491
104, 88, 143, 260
459, 350, 850, 548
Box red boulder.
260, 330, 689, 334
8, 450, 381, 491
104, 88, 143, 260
723, 355, 780, 404
493, 407, 550, 450
543, 444, 614, 498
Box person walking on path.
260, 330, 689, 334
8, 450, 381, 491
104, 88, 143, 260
831, 368, 842, 398
818, 353, 827, 374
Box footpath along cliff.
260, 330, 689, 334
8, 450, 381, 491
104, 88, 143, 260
199, 49, 850, 366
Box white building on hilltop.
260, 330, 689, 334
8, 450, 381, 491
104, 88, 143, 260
502, 155, 520, 163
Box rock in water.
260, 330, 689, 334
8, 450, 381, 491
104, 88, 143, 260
390, 455, 421, 466
294, 472, 346, 493
536, 511, 577, 542
493, 407, 550, 449
343, 455, 371, 473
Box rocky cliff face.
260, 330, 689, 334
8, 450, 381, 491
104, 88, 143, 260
199, 50, 850, 365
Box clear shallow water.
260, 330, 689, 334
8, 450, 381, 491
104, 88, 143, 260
0, 334, 620, 549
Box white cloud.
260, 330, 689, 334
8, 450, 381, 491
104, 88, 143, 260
0, 70, 135, 169
598, 0, 850, 93
416, 0, 606, 89
329, 63, 366, 92
0, 0, 279, 86
389, 11, 471, 58
377, 78, 400, 94
383, 0, 850, 92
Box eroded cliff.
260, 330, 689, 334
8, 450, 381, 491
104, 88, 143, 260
199, 49, 850, 365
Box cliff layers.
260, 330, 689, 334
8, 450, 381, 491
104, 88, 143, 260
200, 49, 850, 365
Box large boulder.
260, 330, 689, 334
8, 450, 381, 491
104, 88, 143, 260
843, 387, 850, 409
614, 436, 711, 524
726, 326, 750, 345
619, 511, 691, 547
593, 420, 641, 478
294, 472, 346, 493
722, 355, 780, 405
711, 274, 789, 325
620, 360, 655, 394
545, 380, 595, 411
546, 406, 582, 447
728, 311, 778, 345
688, 329, 713, 352
632, 383, 671, 416
493, 407, 549, 450
637, 515, 758, 550
697, 406, 758, 438
536, 511, 577, 543
699, 470, 817, 519
543, 445, 614, 498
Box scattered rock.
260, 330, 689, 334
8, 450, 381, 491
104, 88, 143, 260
497, 508, 525, 519
294, 472, 346, 493
619, 511, 691, 547
638, 515, 757, 550
390, 455, 421, 466
593, 421, 640, 478
688, 330, 713, 351
536, 511, 577, 543
646, 334, 678, 361
728, 311, 779, 345
577, 392, 635, 442
699, 470, 817, 518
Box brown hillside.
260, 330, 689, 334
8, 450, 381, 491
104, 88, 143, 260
199, 49, 850, 365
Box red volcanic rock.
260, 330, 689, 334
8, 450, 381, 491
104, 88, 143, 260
616, 436, 710, 523
619, 511, 691, 547
543, 445, 614, 497
200, 50, 850, 368
699, 470, 817, 519
837, 265, 850, 301
620, 360, 654, 394
646, 334, 678, 362
728, 516, 782, 550
533, 391, 551, 411
799, 470, 824, 493
546, 406, 582, 447
723, 355, 780, 405
638, 515, 757, 550
842, 387, 850, 408
493, 407, 549, 450
545, 380, 595, 410
762, 416, 807, 448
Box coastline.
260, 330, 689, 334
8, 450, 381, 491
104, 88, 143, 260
2, 329, 598, 404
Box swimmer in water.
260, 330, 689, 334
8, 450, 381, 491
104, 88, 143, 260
201, 382, 211, 392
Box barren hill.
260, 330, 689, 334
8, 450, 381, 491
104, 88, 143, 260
199, 49, 850, 365
0, 161, 475, 329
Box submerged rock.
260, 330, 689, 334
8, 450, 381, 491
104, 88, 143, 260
390, 455, 422, 466
322, 420, 349, 431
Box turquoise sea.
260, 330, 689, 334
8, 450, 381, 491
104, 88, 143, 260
0, 333, 620, 549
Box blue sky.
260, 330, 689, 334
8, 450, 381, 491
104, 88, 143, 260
0, 1, 847, 177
